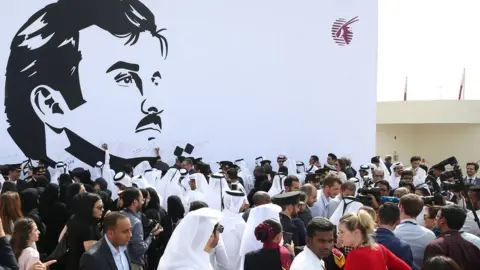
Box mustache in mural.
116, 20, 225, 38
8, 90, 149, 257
135, 111, 163, 133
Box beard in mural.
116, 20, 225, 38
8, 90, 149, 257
4, 0, 168, 171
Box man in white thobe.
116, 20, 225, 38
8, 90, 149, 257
219, 190, 247, 270
158, 208, 224, 270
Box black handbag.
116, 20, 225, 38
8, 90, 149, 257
46, 233, 69, 263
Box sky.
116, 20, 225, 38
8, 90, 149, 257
378, 0, 480, 101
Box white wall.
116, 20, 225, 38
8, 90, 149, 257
377, 123, 480, 168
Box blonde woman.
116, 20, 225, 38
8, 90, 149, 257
338, 210, 410, 270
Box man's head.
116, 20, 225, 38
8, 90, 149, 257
310, 155, 319, 166
283, 175, 300, 192
252, 191, 271, 206
400, 170, 413, 182
226, 168, 238, 183
188, 176, 197, 190
122, 187, 143, 212
371, 156, 380, 167
384, 155, 392, 163
124, 165, 134, 178
104, 212, 132, 246
182, 158, 194, 171
377, 202, 400, 229
341, 181, 356, 197
306, 217, 335, 259
300, 184, 317, 207
435, 205, 467, 233
7, 165, 21, 181
466, 162, 479, 178
322, 174, 342, 198
410, 156, 421, 169
5, 0, 168, 171
432, 164, 445, 177
277, 155, 287, 167
334, 158, 345, 172
375, 180, 391, 197
327, 153, 337, 165
399, 194, 424, 219
372, 169, 384, 182
272, 191, 301, 218
393, 163, 404, 176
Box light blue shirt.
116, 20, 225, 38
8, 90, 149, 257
105, 236, 129, 270
461, 231, 480, 250
393, 218, 436, 270
310, 189, 330, 218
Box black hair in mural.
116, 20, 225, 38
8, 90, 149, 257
5, 0, 168, 171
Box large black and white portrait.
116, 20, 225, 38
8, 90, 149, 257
0, 0, 378, 170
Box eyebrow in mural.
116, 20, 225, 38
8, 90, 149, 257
4, 0, 169, 171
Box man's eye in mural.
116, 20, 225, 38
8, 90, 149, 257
115, 72, 136, 86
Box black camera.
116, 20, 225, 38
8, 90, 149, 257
358, 187, 381, 197
422, 196, 435, 205
141, 213, 159, 238
356, 194, 373, 205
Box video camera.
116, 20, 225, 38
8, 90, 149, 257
358, 187, 381, 197
427, 156, 479, 229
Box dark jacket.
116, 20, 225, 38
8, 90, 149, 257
79, 237, 131, 270
0, 236, 18, 270
373, 228, 414, 269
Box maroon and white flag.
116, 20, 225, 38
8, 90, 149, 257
458, 68, 466, 100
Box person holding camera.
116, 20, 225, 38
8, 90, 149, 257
120, 188, 162, 270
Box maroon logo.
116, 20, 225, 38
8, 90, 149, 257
331, 16, 359, 46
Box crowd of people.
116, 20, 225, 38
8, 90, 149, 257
0, 149, 480, 270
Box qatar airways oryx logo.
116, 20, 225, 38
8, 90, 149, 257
331, 16, 359, 46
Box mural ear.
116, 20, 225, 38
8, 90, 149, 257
30, 85, 70, 129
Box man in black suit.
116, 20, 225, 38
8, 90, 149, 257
464, 162, 480, 185
80, 212, 132, 270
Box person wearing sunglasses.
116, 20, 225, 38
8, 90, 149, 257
158, 208, 223, 270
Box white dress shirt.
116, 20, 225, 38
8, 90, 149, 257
105, 236, 129, 270
291, 246, 325, 270
393, 218, 436, 270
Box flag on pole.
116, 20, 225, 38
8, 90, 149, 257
403, 76, 408, 101
458, 68, 465, 100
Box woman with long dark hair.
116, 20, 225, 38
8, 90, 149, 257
244, 219, 294, 270
58, 174, 73, 203
65, 183, 86, 216
10, 218, 40, 270
144, 187, 167, 269
158, 196, 185, 260
38, 184, 69, 255
20, 188, 46, 255
65, 192, 103, 270
0, 192, 23, 237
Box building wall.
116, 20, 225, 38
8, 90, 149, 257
377, 123, 480, 169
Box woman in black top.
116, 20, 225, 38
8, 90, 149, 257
159, 195, 185, 259
144, 187, 167, 269
38, 184, 69, 255
65, 192, 103, 270
58, 174, 73, 203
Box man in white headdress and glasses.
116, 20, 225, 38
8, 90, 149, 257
296, 161, 306, 184
158, 207, 224, 270
220, 190, 248, 270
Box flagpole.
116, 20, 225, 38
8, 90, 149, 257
404, 76, 408, 101
458, 68, 465, 100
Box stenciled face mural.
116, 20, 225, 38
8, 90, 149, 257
5, 0, 170, 171
1, 0, 378, 172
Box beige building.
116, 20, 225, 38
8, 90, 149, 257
376, 100, 480, 169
